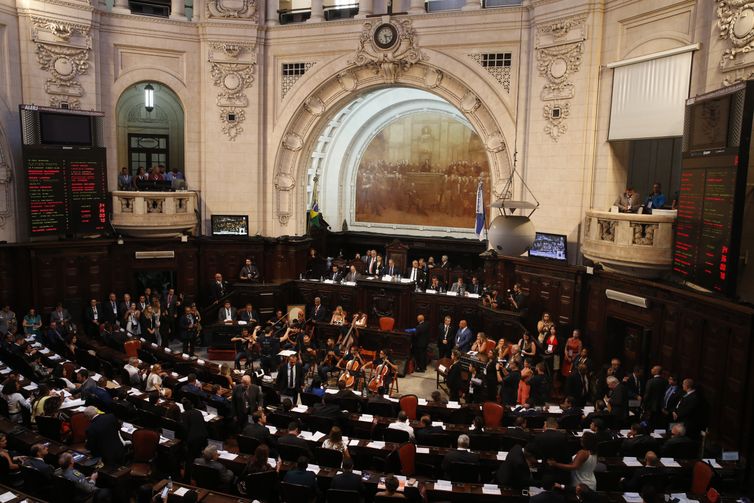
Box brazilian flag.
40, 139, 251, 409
308, 201, 323, 230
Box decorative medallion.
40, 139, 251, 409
485, 132, 506, 153
274, 172, 296, 191
350, 18, 427, 83
423, 67, 443, 89
718, 1, 754, 67
206, 0, 258, 20
282, 132, 304, 151
543, 103, 570, 142
304, 95, 326, 116
32, 17, 92, 102
220, 107, 246, 141
337, 70, 358, 92
460, 91, 481, 113
209, 41, 257, 140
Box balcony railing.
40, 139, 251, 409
581, 209, 677, 279
111, 190, 199, 238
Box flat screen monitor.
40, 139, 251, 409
211, 215, 248, 236
528, 232, 567, 261
39, 111, 92, 146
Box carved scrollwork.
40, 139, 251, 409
543, 103, 570, 142
49, 96, 81, 109
423, 67, 443, 89
349, 18, 427, 83
460, 91, 480, 113
485, 132, 506, 153
304, 95, 326, 116
282, 132, 304, 151
274, 172, 296, 191
206, 0, 258, 20
209, 42, 256, 140
717, 0, 754, 67
536, 42, 583, 101
32, 17, 92, 101
210, 62, 255, 107
219, 107, 246, 141
278, 213, 290, 225
631, 223, 658, 246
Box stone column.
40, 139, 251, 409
355, 0, 373, 18
408, 0, 424, 14
307, 0, 325, 22
267, 0, 279, 25
461, 0, 480, 10
170, 0, 187, 20
112, 0, 131, 14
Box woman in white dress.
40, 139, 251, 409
547, 431, 598, 490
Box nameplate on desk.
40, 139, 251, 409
446, 401, 460, 409
722, 451, 739, 462
624, 493, 643, 503
497, 451, 508, 461
417, 398, 428, 405
218, 450, 238, 460
173, 487, 189, 497
181, 353, 190, 360
307, 464, 321, 472
162, 428, 175, 440
445, 291, 458, 296
359, 414, 374, 422
661, 458, 681, 468
416, 447, 429, 454
381, 275, 393, 281
434, 480, 452, 491
366, 441, 385, 449
177, 376, 188, 383
468, 293, 480, 299
151, 343, 158, 348
23, 383, 38, 391
483, 484, 501, 495
342, 281, 356, 286
425, 289, 437, 294
325, 388, 338, 394
623, 457, 642, 467
197, 359, 205, 365
237, 320, 247, 325
431, 421, 445, 429
400, 278, 413, 284
323, 280, 335, 284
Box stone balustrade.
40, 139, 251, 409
111, 190, 198, 238
581, 209, 677, 279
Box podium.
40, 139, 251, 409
356, 277, 416, 329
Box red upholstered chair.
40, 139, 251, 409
691, 461, 715, 495
483, 340, 496, 354
399, 394, 418, 420
69, 412, 90, 445
124, 339, 141, 358
398, 442, 416, 476
706, 488, 720, 503
482, 401, 504, 427
130, 428, 160, 480
379, 317, 395, 332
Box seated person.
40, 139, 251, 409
375, 475, 406, 499
329, 457, 364, 497
306, 377, 325, 398
614, 186, 641, 213
193, 445, 235, 491
415, 415, 444, 444
242, 410, 277, 451
217, 300, 236, 324
181, 373, 209, 399
441, 434, 479, 477
23, 443, 54, 481
427, 390, 447, 406
644, 183, 666, 213
278, 422, 313, 459
427, 276, 445, 293
449, 277, 466, 294
387, 411, 415, 441
56, 452, 110, 503
622, 450, 663, 491
282, 456, 318, 496
621, 423, 653, 455
589, 418, 616, 444
660, 423, 699, 458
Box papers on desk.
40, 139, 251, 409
278, 350, 297, 357
574, 429, 591, 437
623, 493, 643, 503
417, 398, 428, 406
358, 414, 374, 422
199, 411, 217, 422
703, 458, 723, 469
197, 359, 205, 365
267, 457, 277, 468
623, 457, 643, 467
670, 494, 691, 503
651, 429, 665, 438
23, 382, 38, 391
400, 278, 413, 284
218, 450, 238, 460
324, 388, 338, 394
164, 347, 172, 353
237, 320, 247, 326
482, 484, 501, 495
173, 487, 189, 497
468, 293, 480, 299
445, 291, 458, 296
431, 421, 445, 429
159, 435, 171, 445
661, 458, 681, 468
548, 406, 563, 414
292, 405, 308, 413
323, 279, 335, 284
529, 487, 544, 496
383, 395, 398, 402
446, 401, 461, 409
0, 491, 17, 503
127, 388, 141, 396
48, 354, 62, 361
348, 439, 360, 447
177, 376, 188, 383
437, 365, 447, 373
38, 347, 50, 354
434, 480, 453, 491
0, 368, 9, 375
342, 281, 356, 286
181, 353, 190, 360
425, 289, 437, 294
583, 406, 595, 414
307, 464, 320, 473
416, 447, 430, 454
299, 431, 326, 442
497, 452, 508, 461
121, 422, 136, 434
366, 441, 385, 449
61, 398, 85, 409
176, 402, 184, 412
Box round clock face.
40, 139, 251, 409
374, 23, 398, 49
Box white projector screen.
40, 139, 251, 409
608, 50, 693, 141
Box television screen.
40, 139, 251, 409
211, 215, 248, 236
40, 112, 92, 145
528, 232, 567, 261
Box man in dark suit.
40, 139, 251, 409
526, 417, 570, 484
673, 378, 706, 439
181, 398, 209, 461
530, 481, 566, 503
566, 364, 591, 408
501, 362, 521, 406
84, 298, 101, 338
178, 306, 198, 356
309, 297, 326, 323
437, 315, 454, 360
643, 366, 668, 427
329, 457, 365, 498
278, 423, 314, 460
84, 407, 125, 466
210, 273, 227, 304
242, 410, 277, 451
661, 424, 699, 458
406, 260, 426, 289
625, 366, 644, 400
162, 288, 179, 343
327, 265, 343, 282
661, 375, 682, 425
495, 443, 535, 488
440, 434, 479, 477
384, 259, 398, 278
217, 300, 237, 324
622, 450, 664, 491
283, 456, 318, 496
232, 374, 263, 429
23, 444, 55, 480
415, 415, 445, 445
621, 423, 654, 457
606, 376, 629, 419
412, 314, 430, 372
277, 355, 304, 404
238, 303, 260, 325
102, 293, 120, 326
446, 350, 463, 401
468, 276, 483, 295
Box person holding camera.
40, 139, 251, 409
508, 283, 528, 312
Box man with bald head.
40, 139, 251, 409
621, 451, 663, 491
642, 365, 668, 427
412, 314, 430, 372
232, 373, 263, 428
673, 378, 706, 439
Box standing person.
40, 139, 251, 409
453, 320, 473, 353
412, 314, 430, 372
22, 308, 42, 336
162, 288, 179, 345
277, 354, 304, 404
547, 431, 598, 490
84, 407, 125, 467
181, 398, 209, 465
179, 306, 197, 356
642, 366, 668, 427
605, 376, 628, 420
437, 315, 454, 360
562, 329, 583, 376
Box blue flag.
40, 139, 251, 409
475, 180, 485, 241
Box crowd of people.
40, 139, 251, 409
117, 165, 185, 191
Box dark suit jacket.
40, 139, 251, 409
528, 374, 549, 406
330, 471, 365, 494
643, 376, 668, 414
608, 383, 629, 419
414, 321, 430, 348
531, 491, 566, 503
217, 306, 237, 323
278, 433, 313, 459
238, 309, 260, 324
310, 304, 327, 322
85, 413, 125, 466
495, 444, 533, 489
242, 422, 276, 447
622, 466, 664, 492
661, 435, 699, 458
566, 372, 590, 407
446, 362, 463, 393
84, 305, 101, 327
283, 468, 317, 490
182, 409, 209, 457
102, 301, 120, 325
24, 458, 55, 480
441, 449, 480, 475
210, 281, 227, 303
527, 430, 570, 464
415, 425, 445, 444
277, 363, 304, 391
437, 323, 455, 347
621, 434, 655, 456
674, 391, 705, 437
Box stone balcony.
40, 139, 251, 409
581, 209, 677, 279
111, 190, 199, 238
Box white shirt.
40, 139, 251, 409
388, 420, 415, 441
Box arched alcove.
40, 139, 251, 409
115, 82, 185, 178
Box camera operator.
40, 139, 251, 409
507, 283, 528, 312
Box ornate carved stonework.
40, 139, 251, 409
543, 102, 570, 142
349, 18, 427, 83
274, 172, 295, 191
337, 70, 358, 92
631, 223, 657, 246
536, 15, 586, 141
423, 67, 443, 89
485, 132, 506, 153
206, 0, 258, 19
0, 146, 11, 229
304, 95, 326, 116
717, 1, 754, 67
208, 42, 257, 140
32, 17, 92, 101
460, 91, 481, 113
468, 53, 511, 92
282, 132, 303, 151
282, 61, 316, 99
49, 96, 81, 109
598, 219, 616, 242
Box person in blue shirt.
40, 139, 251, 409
306, 377, 325, 398
645, 182, 666, 213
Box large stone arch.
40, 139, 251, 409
270, 49, 517, 236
